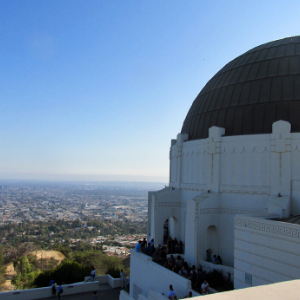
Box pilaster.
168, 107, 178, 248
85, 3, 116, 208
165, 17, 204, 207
176, 133, 189, 188
270, 121, 291, 196
205, 126, 225, 192
184, 199, 199, 265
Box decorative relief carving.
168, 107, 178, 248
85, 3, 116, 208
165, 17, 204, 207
219, 185, 271, 195
235, 218, 300, 238
271, 135, 291, 153
180, 147, 205, 157
221, 145, 269, 153
174, 140, 300, 157
200, 208, 264, 215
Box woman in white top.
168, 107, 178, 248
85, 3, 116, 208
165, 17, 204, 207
201, 280, 209, 295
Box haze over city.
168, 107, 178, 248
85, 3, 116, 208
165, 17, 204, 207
1, 1, 300, 182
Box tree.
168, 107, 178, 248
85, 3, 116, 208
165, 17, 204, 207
34, 260, 90, 287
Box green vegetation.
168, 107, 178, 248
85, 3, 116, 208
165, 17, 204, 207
0, 245, 5, 286
34, 260, 90, 287
12, 256, 41, 289
9, 249, 127, 289
34, 250, 126, 287
0, 218, 139, 290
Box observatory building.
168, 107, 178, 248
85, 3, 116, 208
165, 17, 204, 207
124, 36, 300, 300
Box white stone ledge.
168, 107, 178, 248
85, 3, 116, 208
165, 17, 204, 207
0, 281, 100, 300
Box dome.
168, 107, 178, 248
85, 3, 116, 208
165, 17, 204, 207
181, 36, 300, 140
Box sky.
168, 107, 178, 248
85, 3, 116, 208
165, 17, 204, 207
0, 0, 300, 182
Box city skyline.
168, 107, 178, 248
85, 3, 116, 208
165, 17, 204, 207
1, 1, 300, 182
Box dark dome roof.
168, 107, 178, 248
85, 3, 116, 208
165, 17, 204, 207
181, 36, 300, 140
278, 214, 300, 225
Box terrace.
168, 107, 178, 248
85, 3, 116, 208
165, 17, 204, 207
0, 274, 127, 300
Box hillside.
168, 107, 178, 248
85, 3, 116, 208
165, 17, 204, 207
0, 250, 65, 292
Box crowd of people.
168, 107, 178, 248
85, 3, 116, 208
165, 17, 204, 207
167, 279, 209, 299
135, 235, 211, 296
49, 279, 64, 299
161, 255, 209, 293
135, 236, 184, 259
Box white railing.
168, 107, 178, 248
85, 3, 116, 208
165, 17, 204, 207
84, 274, 129, 288
0, 281, 99, 300
130, 250, 201, 299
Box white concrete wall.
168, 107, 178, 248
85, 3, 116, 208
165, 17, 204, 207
291, 134, 300, 215
171, 122, 298, 200
130, 250, 194, 300
123, 280, 300, 300
84, 274, 129, 288
163, 122, 300, 270
120, 289, 133, 300
0, 281, 99, 300
234, 215, 300, 289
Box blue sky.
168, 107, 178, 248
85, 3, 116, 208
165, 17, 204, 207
0, 0, 300, 182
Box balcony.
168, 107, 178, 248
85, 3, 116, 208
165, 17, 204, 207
129, 250, 201, 299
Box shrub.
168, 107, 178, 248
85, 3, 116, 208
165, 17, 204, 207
106, 267, 120, 278
34, 260, 90, 287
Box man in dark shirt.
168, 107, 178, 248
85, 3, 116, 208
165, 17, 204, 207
145, 243, 153, 256
197, 269, 204, 289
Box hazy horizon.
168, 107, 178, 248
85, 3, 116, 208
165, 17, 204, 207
0, 172, 168, 184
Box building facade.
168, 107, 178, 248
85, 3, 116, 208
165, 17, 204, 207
127, 36, 300, 300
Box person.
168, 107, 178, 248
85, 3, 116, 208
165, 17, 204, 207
160, 246, 167, 262
57, 284, 63, 300
172, 263, 179, 273
120, 269, 126, 288
165, 258, 173, 270
179, 241, 183, 254
179, 266, 187, 277
190, 265, 197, 288
176, 255, 183, 268
142, 237, 147, 248
152, 245, 160, 262
201, 280, 209, 295
183, 261, 190, 273
213, 255, 219, 264
183, 291, 193, 298
164, 219, 169, 243
91, 267, 96, 282
174, 242, 179, 254
150, 238, 155, 247
49, 279, 55, 286
206, 249, 212, 262
91, 291, 98, 300
145, 243, 153, 256
217, 255, 222, 265
49, 280, 56, 298
170, 255, 175, 265
197, 269, 204, 289
135, 241, 142, 252
168, 284, 176, 300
